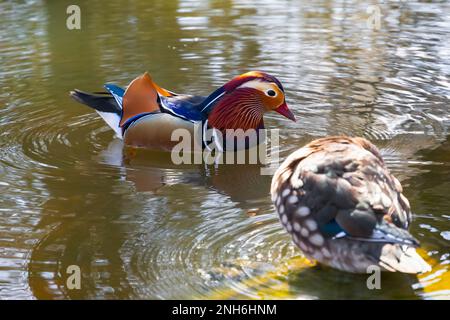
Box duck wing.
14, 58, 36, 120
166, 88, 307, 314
271, 136, 414, 245
159, 94, 207, 122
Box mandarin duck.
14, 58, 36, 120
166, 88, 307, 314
70, 71, 295, 151
271, 136, 431, 274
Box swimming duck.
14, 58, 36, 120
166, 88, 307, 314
271, 136, 431, 274
70, 71, 295, 151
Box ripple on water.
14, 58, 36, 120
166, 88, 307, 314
117, 191, 297, 299
1, 0, 450, 300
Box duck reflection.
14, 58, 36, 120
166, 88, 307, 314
98, 139, 273, 205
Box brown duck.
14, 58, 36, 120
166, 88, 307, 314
271, 136, 431, 274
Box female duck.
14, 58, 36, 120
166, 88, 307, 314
271, 136, 431, 274
70, 71, 295, 151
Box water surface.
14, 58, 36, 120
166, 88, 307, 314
0, 0, 449, 299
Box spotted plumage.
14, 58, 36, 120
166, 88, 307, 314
271, 136, 431, 274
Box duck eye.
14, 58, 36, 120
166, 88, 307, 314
266, 89, 276, 97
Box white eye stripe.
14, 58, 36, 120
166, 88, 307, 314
237, 80, 280, 97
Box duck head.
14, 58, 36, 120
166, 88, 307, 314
207, 71, 295, 132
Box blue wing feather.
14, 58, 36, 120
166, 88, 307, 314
159, 95, 207, 122
321, 219, 345, 237
103, 84, 216, 123
324, 218, 419, 246
104, 84, 125, 109
159, 86, 227, 122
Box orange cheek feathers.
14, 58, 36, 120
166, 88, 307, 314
259, 89, 285, 111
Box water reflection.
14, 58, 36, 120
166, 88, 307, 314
0, 0, 449, 299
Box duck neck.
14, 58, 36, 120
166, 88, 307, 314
207, 88, 265, 132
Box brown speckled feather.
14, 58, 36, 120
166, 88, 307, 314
271, 136, 431, 274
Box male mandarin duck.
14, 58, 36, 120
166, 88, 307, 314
271, 136, 431, 274
70, 71, 295, 151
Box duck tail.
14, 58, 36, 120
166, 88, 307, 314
70, 89, 123, 138
70, 89, 121, 114
378, 244, 431, 274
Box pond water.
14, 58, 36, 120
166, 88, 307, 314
0, 0, 449, 299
